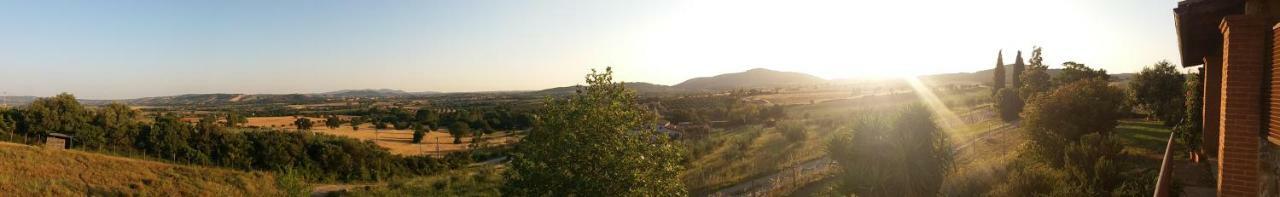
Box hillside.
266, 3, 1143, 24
675, 68, 827, 90
535, 82, 689, 95
0, 142, 283, 196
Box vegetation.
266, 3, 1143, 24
1176, 69, 1204, 157
504, 68, 686, 196
993, 88, 1021, 121
1022, 79, 1125, 166
777, 120, 808, 142
827, 104, 953, 196
0, 142, 283, 196
1130, 60, 1186, 126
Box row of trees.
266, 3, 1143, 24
0, 94, 469, 182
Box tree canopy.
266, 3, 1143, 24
503, 68, 686, 196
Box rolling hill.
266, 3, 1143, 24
0, 142, 283, 196
674, 68, 827, 90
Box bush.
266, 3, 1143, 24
827, 104, 952, 196
993, 88, 1022, 122
1021, 79, 1124, 166
777, 120, 808, 142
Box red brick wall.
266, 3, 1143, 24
1205, 55, 1223, 157
1271, 22, 1280, 144
1217, 15, 1266, 197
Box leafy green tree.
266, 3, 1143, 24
412, 123, 426, 144
20, 93, 96, 148
504, 68, 686, 196
447, 122, 469, 144
294, 117, 313, 131
326, 115, 341, 129
92, 103, 141, 152
827, 104, 953, 196
1130, 61, 1186, 126
1019, 47, 1052, 100
1022, 79, 1125, 166
415, 109, 439, 128
224, 113, 247, 127
1054, 61, 1108, 85
1176, 69, 1204, 158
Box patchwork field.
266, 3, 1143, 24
245, 116, 519, 156
0, 142, 282, 196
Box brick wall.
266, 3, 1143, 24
1217, 15, 1267, 197
1271, 22, 1280, 144
1206, 55, 1223, 157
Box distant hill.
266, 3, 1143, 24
674, 68, 827, 90
317, 89, 441, 98
0, 142, 282, 195
535, 82, 689, 95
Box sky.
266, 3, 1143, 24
0, 0, 1183, 99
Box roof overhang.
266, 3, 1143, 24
1174, 0, 1245, 67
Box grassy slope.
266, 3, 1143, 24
0, 142, 282, 196
340, 165, 504, 196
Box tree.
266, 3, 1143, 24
325, 115, 341, 129
412, 123, 426, 144
504, 67, 686, 196
992, 50, 1006, 95
994, 88, 1021, 121
827, 104, 953, 196
1019, 46, 1052, 100
1022, 79, 1125, 166
294, 117, 313, 131
224, 113, 247, 127
447, 122, 470, 144
1130, 61, 1186, 126
20, 93, 95, 148
1054, 61, 1108, 85
92, 103, 141, 152
1011, 50, 1025, 89
350, 117, 364, 131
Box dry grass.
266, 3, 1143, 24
246, 116, 519, 156
0, 142, 281, 196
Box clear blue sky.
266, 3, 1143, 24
0, 0, 1182, 99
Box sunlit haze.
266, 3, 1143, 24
0, 0, 1180, 99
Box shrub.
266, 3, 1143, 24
827, 104, 952, 196
1021, 79, 1124, 166
777, 120, 808, 142
993, 88, 1021, 122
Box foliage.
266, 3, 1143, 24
412, 123, 426, 144
448, 122, 470, 144
827, 104, 953, 196
224, 113, 247, 127
1177, 69, 1204, 154
1018, 47, 1052, 100
993, 51, 1006, 94
993, 88, 1021, 122
276, 167, 309, 197
293, 117, 313, 131
325, 115, 341, 129
1130, 61, 1186, 126
17, 93, 95, 148
1054, 61, 1109, 85
1059, 134, 1124, 196
92, 103, 142, 152
1022, 79, 1124, 166
504, 68, 686, 196
778, 120, 808, 142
